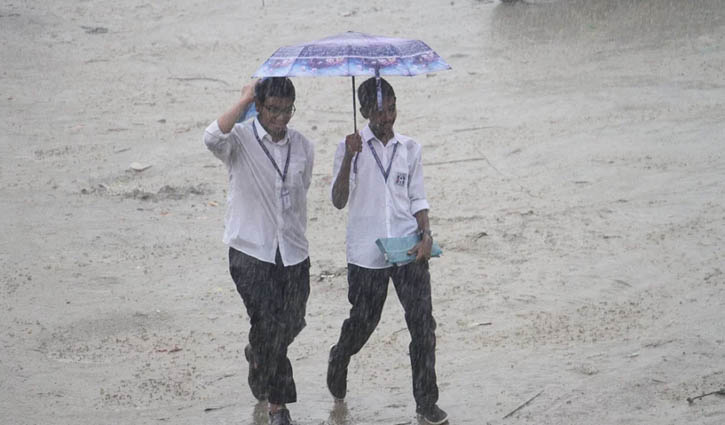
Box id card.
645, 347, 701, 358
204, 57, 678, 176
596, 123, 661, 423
281, 187, 291, 211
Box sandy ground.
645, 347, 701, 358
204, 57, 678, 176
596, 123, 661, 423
2, 0, 724, 424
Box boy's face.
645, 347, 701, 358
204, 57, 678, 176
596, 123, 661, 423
367, 96, 396, 141
256, 95, 295, 141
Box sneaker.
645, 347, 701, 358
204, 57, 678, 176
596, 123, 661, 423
244, 344, 268, 401
416, 404, 449, 425
269, 408, 292, 425
326, 344, 348, 400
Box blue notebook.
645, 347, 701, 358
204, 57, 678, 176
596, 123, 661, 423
375, 234, 442, 266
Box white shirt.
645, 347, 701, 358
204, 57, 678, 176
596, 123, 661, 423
331, 125, 430, 269
204, 119, 314, 266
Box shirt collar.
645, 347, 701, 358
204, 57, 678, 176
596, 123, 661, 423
362, 124, 399, 147
254, 119, 290, 146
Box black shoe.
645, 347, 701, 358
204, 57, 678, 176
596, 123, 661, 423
269, 408, 292, 425
416, 404, 449, 425
244, 344, 268, 401
326, 344, 348, 400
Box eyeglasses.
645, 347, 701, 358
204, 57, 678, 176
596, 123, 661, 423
263, 104, 296, 117
370, 104, 396, 116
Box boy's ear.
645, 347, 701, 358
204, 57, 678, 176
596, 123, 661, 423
359, 105, 369, 119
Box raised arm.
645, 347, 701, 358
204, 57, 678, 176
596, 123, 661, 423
204, 81, 257, 163
217, 81, 257, 134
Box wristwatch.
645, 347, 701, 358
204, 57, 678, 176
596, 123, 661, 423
419, 229, 433, 239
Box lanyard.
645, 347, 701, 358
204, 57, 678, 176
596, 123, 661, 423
367, 139, 398, 182
253, 121, 291, 182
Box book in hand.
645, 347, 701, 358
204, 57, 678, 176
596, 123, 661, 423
375, 234, 442, 266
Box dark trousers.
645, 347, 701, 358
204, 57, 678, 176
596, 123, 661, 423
330, 261, 439, 408
229, 247, 310, 405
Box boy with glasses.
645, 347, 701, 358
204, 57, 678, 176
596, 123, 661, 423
327, 77, 448, 424
203, 77, 314, 425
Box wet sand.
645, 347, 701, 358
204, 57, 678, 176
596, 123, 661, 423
2, 0, 724, 424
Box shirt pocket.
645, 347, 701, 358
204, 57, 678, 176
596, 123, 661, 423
286, 159, 307, 190
389, 166, 410, 203
390, 169, 409, 189
389, 146, 410, 188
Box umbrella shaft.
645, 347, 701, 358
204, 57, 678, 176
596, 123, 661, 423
352, 76, 357, 133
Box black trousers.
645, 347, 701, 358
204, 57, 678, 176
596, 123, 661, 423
330, 261, 439, 408
229, 247, 310, 405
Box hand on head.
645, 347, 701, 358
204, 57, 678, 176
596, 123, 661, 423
241, 79, 258, 104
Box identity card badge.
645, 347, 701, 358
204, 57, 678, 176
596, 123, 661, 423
281, 186, 291, 211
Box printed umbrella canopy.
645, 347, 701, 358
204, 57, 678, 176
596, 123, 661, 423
252, 31, 451, 130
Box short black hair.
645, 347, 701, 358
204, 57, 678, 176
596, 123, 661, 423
255, 77, 295, 104
358, 77, 395, 112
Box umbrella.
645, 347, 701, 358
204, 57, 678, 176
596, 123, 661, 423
252, 31, 451, 131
